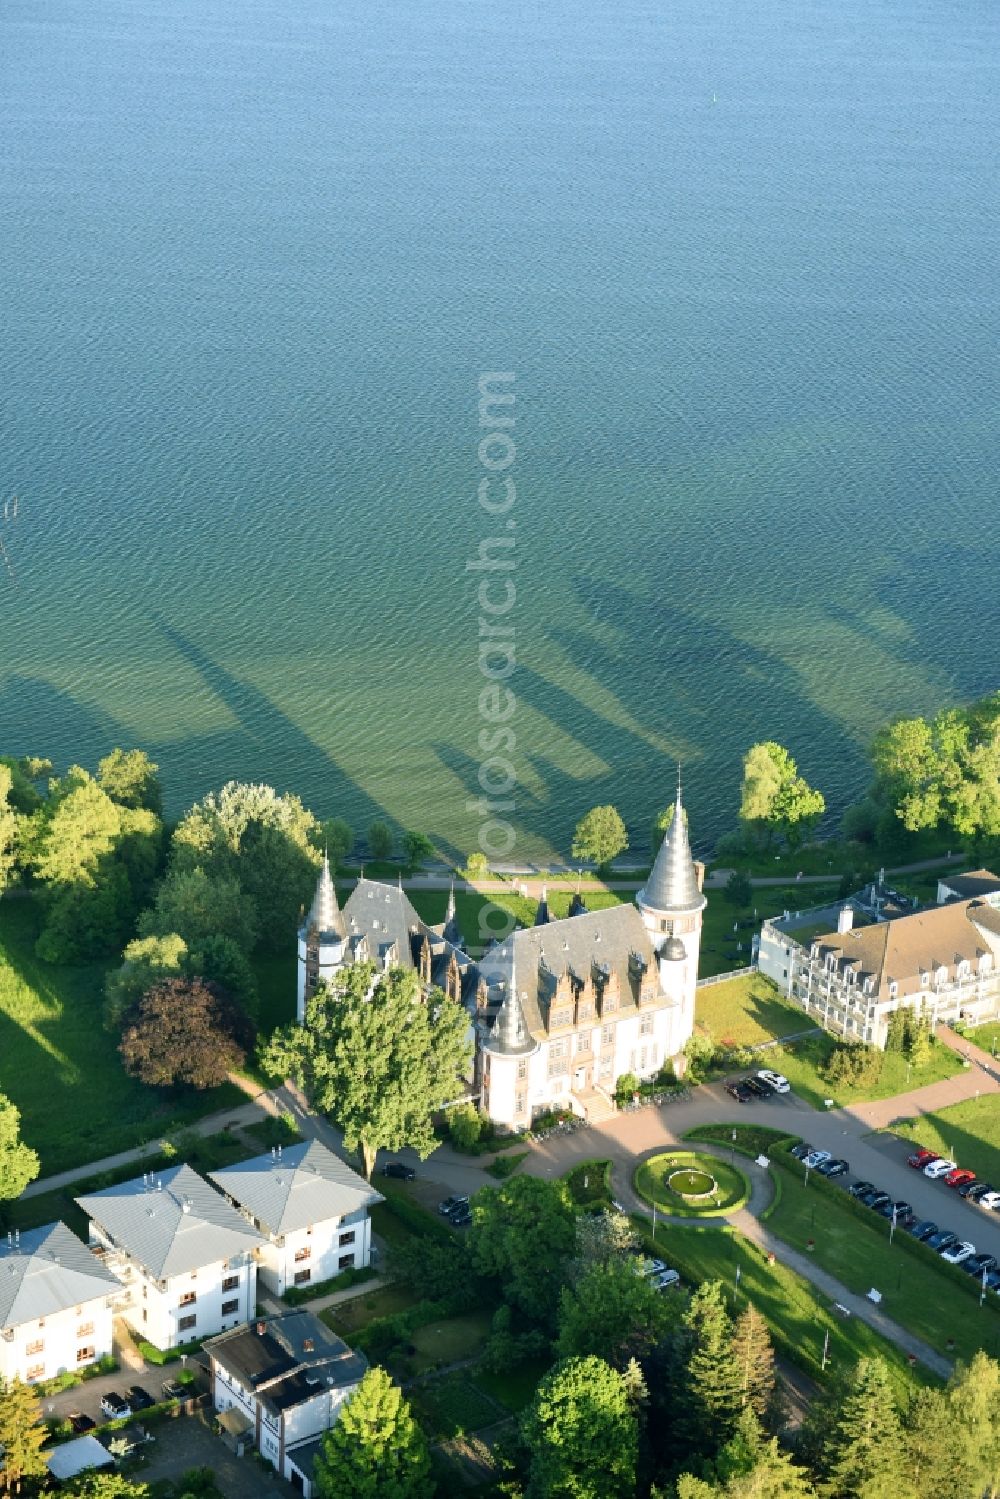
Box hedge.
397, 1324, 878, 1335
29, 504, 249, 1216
137, 1336, 203, 1365
283, 1265, 377, 1306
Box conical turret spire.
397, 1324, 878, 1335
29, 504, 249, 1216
304, 855, 347, 938
639, 780, 705, 915
442, 880, 465, 949
489, 953, 534, 1055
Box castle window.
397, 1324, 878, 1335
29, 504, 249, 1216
640, 1015, 653, 1036
517, 1058, 527, 1080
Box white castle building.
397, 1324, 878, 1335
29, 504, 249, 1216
295, 789, 705, 1130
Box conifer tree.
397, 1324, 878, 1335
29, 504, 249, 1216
312, 1367, 433, 1499
0, 1376, 47, 1494
685, 1281, 743, 1450
946, 1351, 1000, 1497
820, 1357, 903, 1499
730, 1302, 776, 1423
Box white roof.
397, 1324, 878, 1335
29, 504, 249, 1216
44, 1434, 115, 1480
1, 1221, 119, 1330
210, 1140, 382, 1236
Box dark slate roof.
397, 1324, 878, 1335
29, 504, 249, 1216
77, 1165, 263, 1281
1, 1221, 119, 1329
286, 1436, 324, 1481
441, 884, 465, 949
210, 1140, 382, 1237
533, 887, 551, 926
638, 793, 706, 915
205, 1312, 366, 1413
478, 903, 661, 1039
342, 878, 427, 967
300, 856, 346, 940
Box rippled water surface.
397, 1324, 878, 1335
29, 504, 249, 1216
2, 0, 998, 856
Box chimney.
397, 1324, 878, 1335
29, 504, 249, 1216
838, 906, 854, 934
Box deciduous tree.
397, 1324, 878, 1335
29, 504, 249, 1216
259, 962, 471, 1179
0, 767, 17, 894
521, 1356, 638, 1499
139, 865, 257, 951
313, 1367, 433, 1499
871, 693, 1000, 840
402, 830, 434, 868
468, 1175, 577, 1327
319, 817, 353, 867
120, 977, 253, 1089
97, 748, 162, 814
557, 1257, 680, 1368
367, 820, 394, 861
739, 743, 825, 849
572, 804, 628, 870
0, 1376, 47, 1494
0, 1095, 39, 1205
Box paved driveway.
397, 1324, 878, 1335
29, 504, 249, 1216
138, 1412, 292, 1498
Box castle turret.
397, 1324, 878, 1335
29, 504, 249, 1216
296, 856, 347, 1022
636, 780, 706, 1043
442, 881, 465, 950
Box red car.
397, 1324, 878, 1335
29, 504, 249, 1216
907, 1148, 938, 1169
945, 1167, 976, 1189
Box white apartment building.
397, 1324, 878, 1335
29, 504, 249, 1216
210, 1140, 382, 1297
206, 1311, 366, 1486
77, 1164, 263, 1350
0, 1221, 119, 1385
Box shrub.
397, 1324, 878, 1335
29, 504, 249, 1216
465, 851, 489, 879
821, 1041, 883, 1088
282, 1265, 376, 1306
487, 1150, 529, 1179
614, 1072, 640, 1105
447, 1102, 483, 1150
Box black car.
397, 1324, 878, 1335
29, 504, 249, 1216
382, 1162, 416, 1181
438, 1194, 470, 1217
100, 1392, 132, 1420
963, 1253, 998, 1278
908, 1219, 938, 1240
816, 1158, 849, 1178
849, 1180, 876, 1199
984, 1270, 1000, 1294
743, 1077, 772, 1099
69, 1413, 96, 1434
725, 1079, 755, 1103
971, 1182, 997, 1203
862, 1189, 891, 1212
162, 1379, 187, 1401
128, 1386, 155, 1412
878, 1200, 913, 1223
789, 1142, 812, 1161
958, 1178, 984, 1198
450, 1207, 472, 1227
926, 1229, 958, 1252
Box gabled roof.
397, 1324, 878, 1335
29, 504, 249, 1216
1, 1221, 119, 1330
939, 869, 1000, 902
77, 1164, 263, 1281
639, 791, 706, 916
210, 1140, 382, 1237
342, 878, 427, 967
811, 895, 1000, 1000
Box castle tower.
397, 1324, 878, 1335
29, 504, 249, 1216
635, 780, 706, 1047
296, 856, 347, 1023
442, 881, 465, 949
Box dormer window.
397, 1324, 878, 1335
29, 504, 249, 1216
980, 953, 993, 974
957, 959, 971, 980
888, 981, 898, 998
936, 966, 947, 986
920, 971, 930, 988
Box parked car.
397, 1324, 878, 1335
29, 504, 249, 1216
908, 1219, 938, 1240
966, 1182, 994, 1203
979, 1190, 1000, 1211
641, 1258, 668, 1277
100, 1392, 132, 1421
944, 1167, 976, 1189
743, 1077, 772, 1099
862, 1190, 892, 1212
817, 1158, 849, 1178
849, 1180, 877, 1199
925, 1229, 958, 1252
803, 1150, 832, 1170
69, 1413, 96, 1434
725, 1079, 755, 1103
382, 1161, 416, 1181
438, 1194, 470, 1216
907, 1148, 938, 1169
450, 1206, 472, 1227
161, 1380, 187, 1401
984, 1270, 1000, 1294
788, 1141, 812, 1160
651, 1268, 681, 1290
924, 1158, 957, 1179
963, 1254, 998, 1278
940, 1240, 976, 1264
127, 1386, 155, 1412
878, 1200, 913, 1223
758, 1069, 790, 1094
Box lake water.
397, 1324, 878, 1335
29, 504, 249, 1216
2, 0, 998, 859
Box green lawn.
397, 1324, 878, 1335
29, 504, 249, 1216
473, 1356, 552, 1413
890, 1096, 1000, 1185
686, 1123, 796, 1159
699, 885, 839, 978
964, 1022, 1000, 1056
322, 1284, 421, 1338
410, 1311, 493, 1373
0, 900, 242, 1176
564, 1159, 612, 1212
759, 1033, 964, 1111
695, 972, 813, 1047
630, 1217, 931, 1401
634, 1151, 749, 1217
762, 1148, 1000, 1370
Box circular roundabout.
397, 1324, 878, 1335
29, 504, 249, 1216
634, 1149, 750, 1217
